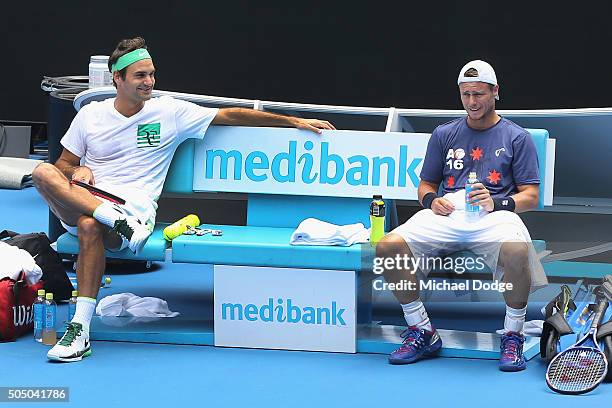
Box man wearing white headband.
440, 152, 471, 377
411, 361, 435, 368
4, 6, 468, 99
376, 60, 546, 371
32, 37, 335, 362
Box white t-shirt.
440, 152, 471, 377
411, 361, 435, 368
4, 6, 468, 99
61, 96, 218, 203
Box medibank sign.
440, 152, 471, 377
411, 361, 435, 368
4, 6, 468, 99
193, 127, 430, 199
214, 265, 356, 353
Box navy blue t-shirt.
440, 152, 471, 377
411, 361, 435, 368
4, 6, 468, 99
420, 117, 540, 197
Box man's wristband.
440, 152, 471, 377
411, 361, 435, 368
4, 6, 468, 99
422, 192, 438, 209
492, 197, 516, 212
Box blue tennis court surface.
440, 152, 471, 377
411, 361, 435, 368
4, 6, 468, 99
1, 187, 610, 407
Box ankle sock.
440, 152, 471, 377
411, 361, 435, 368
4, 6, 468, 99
71, 297, 97, 334
401, 299, 433, 331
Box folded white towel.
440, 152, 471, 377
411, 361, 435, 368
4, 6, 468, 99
290, 218, 370, 246
96, 293, 180, 318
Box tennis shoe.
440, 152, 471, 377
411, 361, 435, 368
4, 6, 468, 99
388, 326, 442, 364
111, 216, 151, 254
499, 331, 526, 371
47, 322, 91, 363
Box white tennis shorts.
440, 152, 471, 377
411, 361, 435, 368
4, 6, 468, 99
61, 183, 157, 252
390, 190, 547, 290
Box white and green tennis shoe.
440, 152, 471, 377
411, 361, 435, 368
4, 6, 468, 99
47, 322, 92, 362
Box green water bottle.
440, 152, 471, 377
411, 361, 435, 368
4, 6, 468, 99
370, 195, 385, 245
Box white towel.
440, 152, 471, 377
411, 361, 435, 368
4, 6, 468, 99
290, 218, 370, 246
96, 293, 180, 318
0, 241, 43, 284
0, 157, 42, 189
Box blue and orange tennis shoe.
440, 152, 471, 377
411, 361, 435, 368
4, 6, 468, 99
388, 326, 442, 364
499, 331, 526, 372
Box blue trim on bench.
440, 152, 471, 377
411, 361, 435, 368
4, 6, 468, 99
172, 223, 368, 270
162, 140, 195, 194
247, 194, 396, 231
543, 261, 612, 279
524, 128, 548, 209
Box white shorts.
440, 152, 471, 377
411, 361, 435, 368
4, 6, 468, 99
390, 190, 547, 290
61, 183, 157, 252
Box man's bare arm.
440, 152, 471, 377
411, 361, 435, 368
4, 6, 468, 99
211, 108, 335, 134
417, 180, 439, 205
54, 148, 94, 184
511, 184, 539, 213
54, 149, 81, 178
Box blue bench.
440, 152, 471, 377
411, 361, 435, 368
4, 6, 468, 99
55, 125, 555, 357
57, 125, 551, 273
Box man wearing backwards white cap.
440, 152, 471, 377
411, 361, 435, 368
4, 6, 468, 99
32, 36, 335, 363
376, 60, 546, 371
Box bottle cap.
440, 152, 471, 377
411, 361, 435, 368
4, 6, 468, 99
373, 194, 383, 200
469, 172, 477, 178
37, 289, 45, 296
72, 290, 78, 297
45, 293, 54, 300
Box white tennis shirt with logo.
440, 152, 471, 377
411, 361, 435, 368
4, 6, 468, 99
60, 96, 218, 225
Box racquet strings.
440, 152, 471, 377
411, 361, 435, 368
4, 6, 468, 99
547, 348, 607, 393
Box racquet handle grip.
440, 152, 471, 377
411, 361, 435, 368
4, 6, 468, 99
591, 298, 609, 330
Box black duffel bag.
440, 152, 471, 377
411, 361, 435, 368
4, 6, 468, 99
0, 230, 74, 301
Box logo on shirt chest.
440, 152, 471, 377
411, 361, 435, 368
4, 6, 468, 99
445, 148, 465, 170
137, 123, 161, 147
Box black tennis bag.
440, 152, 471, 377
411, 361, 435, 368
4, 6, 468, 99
0, 230, 74, 301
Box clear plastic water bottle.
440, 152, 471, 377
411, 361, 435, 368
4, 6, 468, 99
33, 289, 45, 342
465, 172, 480, 219
42, 293, 57, 346
68, 290, 78, 322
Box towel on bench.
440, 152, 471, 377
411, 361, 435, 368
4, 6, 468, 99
290, 218, 369, 246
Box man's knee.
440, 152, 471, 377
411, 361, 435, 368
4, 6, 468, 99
376, 234, 411, 259
32, 163, 60, 188
500, 242, 529, 270
77, 216, 105, 239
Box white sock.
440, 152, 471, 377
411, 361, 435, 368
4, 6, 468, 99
504, 305, 527, 334
92, 202, 125, 228
72, 297, 97, 335
401, 299, 433, 331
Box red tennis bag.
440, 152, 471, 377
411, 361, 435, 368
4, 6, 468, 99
0, 272, 44, 342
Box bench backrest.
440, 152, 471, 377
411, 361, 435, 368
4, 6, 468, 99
163, 127, 549, 228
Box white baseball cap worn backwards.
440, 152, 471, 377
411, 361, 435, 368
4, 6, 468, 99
457, 59, 499, 100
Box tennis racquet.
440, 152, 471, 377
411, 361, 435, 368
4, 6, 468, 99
546, 296, 609, 395
70, 180, 126, 205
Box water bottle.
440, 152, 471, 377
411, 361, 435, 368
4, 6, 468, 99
369, 195, 385, 245
68, 290, 78, 321
163, 214, 201, 241
465, 171, 480, 219
89, 55, 112, 88
33, 289, 45, 342
42, 293, 57, 346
